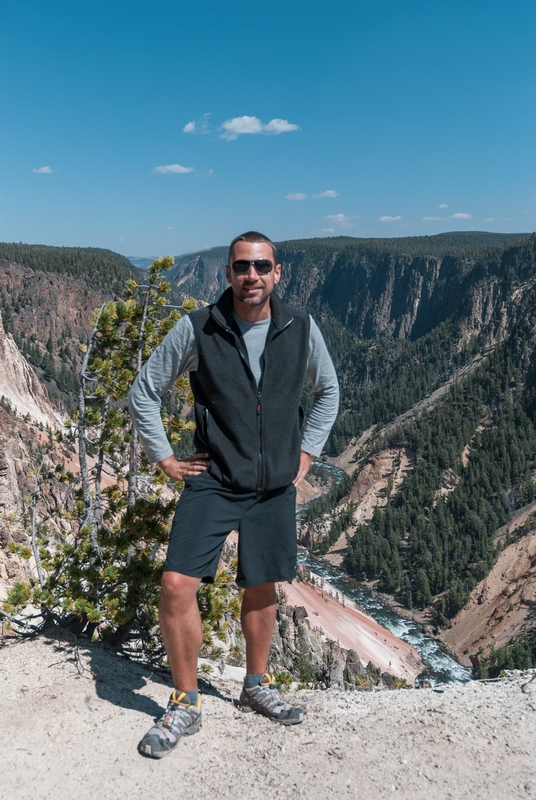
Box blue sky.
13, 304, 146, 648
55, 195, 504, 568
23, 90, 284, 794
1, 0, 535, 257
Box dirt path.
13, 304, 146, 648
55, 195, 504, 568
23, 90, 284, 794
1, 635, 535, 800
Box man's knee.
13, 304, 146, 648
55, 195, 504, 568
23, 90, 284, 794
160, 571, 201, 608
243, 581, 277, 607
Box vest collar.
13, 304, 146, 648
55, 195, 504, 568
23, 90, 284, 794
209, 287, 294, 332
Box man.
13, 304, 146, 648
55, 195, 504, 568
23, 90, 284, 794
128, 231, 339, 759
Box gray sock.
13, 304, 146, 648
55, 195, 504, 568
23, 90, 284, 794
245, 673, 264, 688
174, 688, 199, 705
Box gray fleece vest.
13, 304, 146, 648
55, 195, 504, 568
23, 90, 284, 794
189, 287, 310, 492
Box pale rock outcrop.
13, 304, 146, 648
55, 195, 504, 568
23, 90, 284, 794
0, 312, 63, 429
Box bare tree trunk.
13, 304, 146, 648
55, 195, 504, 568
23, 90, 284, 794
78, 308, 104, 558
93, 395, 109, 529
31, 455, 46, 589
127, 290, 151, 509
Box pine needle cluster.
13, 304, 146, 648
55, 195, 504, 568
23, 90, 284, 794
1, 257, 212, 663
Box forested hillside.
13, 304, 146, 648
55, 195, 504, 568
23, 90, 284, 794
171, 232, 536, 453
0, 243, 139, 293
0, 244, 145, 408
170, 231, 536, 664
3, 231, 536, 672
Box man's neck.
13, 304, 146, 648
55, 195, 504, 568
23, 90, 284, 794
232, 296, 272, 323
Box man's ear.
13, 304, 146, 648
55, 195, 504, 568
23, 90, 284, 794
225, 264, 232, 284
273, 263, 282, 285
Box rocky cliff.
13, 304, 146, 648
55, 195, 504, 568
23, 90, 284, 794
0, 314, 76, 601
171, 234, 536, 342
0, 311, 63, 429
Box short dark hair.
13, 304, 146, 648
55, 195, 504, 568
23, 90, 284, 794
228, 231, 278, 265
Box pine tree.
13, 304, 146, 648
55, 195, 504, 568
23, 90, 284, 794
2, 257, 202, 658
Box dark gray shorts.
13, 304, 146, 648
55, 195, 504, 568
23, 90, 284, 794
164, 470, 297, 588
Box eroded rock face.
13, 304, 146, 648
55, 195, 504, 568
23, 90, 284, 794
170, 239, 536, 343
0, 313, 63, 429
269, 598, 411, 689
0, 325, 75, 602
0, 262, 105, 349
0, 409, 41, 598
439, 525, 536, 667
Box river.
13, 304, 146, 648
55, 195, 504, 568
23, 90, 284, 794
298, 464, 472, 685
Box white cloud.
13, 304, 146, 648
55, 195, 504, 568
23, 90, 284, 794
286, 193, 308, 200
262, 118, 300, 135
183, 113, 211, 135
449, 212, 473, 219
166, 226, 174, 230
484, 217, 494, 222
321, 227, 336, 233
152, 164, 195, 174
439, 203, 448, 208
378, 215, 401, 222
32, 166, 53, 173
326, 213, 356, 229
423, 216, 442, 221
220, 115, 300, 140
313, 190, 339, 199
118, 238, 124, 242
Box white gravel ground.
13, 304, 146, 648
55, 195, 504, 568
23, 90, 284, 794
1, 634, 535, 800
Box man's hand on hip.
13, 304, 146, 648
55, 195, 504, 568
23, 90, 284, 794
158, 453, 210, 482
292, 451, 314, 487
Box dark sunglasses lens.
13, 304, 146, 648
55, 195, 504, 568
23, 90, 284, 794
231, 259, 273, 274
253, 260, 273, 274
232, 260, 251, 273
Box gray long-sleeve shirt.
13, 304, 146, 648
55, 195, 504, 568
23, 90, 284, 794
128, 312, 339, 463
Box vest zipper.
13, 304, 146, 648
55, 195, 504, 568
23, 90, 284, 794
256, 390, 262, 493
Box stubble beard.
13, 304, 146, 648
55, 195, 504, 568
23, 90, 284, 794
235, 286, 271, 307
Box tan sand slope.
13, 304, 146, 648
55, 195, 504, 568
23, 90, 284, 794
283, 574, 423, 684
325, 447, 413, 566
440, 528, 536, 666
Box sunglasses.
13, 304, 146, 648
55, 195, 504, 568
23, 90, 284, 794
231, 259, 273, 275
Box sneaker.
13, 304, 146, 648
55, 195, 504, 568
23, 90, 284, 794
239, 673, 304, 726
138, 690, 202, 759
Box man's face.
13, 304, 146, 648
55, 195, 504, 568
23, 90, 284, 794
226, 241, 281, 310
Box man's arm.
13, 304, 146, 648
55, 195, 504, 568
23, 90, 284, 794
293, 317, 339, 487
127, 315, 209, 477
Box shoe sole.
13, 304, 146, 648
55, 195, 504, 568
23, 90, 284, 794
239, 703, 304, 726
137, 719, 202, 759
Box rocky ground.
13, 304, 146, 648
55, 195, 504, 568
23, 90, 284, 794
1, 634, 535, 800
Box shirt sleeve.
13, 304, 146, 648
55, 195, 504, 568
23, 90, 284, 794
127, 314, 198, 463
301, 316, 340, 457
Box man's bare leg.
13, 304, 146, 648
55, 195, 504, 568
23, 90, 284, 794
239, 581, 304, 725
241, 581, 277, 674
159, 571, 202, 691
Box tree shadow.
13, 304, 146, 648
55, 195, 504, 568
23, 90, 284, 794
41, 629, 234, 722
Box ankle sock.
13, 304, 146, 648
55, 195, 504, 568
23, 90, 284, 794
245, 673, 264, 688
173, 688, 199, 705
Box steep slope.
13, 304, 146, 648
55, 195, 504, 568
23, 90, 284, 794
0, 242, 139, 293
0, 261, 114, 406
0, 312, 63, 428
172, 233, 536, 454
0, 313, 80, 600
282, 573, 423, 682
440, 521, 536, 667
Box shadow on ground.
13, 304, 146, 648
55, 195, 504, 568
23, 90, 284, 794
40, 629, 234, 721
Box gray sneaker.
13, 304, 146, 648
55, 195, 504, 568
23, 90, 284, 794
138, 690, 202, 759
239, 673, 304, 726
